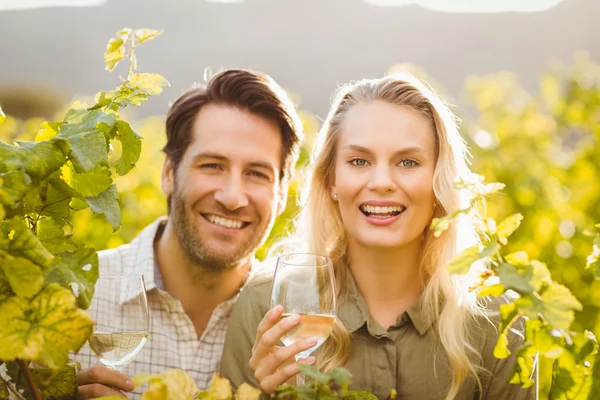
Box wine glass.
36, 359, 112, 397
88, 273, 150, 372
270, 253, 336, 385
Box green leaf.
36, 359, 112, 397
36, 176, 77, 221
446, 245, 480, 274
0, 267, 15, 303
299, 364, 331, 384
56, 131, 108, 173
0, 250, 44, 298
5, 217, 53, 267
530, 260, 552, 292
516, 283, 582, 329
104, 37, 124, 72
69, 165, 113, 197
497, 213, 524, 245
37, 363, 78, 399
70, 197, 89, 212
45, 245, 99, 309
0, 169, 31, 207
0, 379, 7, 400
0, 283, 94, 368
126, 92, 150, 106
57, 111, 116, 172
328, 367, 353, 389
0, 140, 65, 182
134, 28, 162, 43
498, 263, 535, 294
86, 184, 121, 230
128, 73, 170, 96
38, 217, 76, 253
14, 140, 66, 180
9, 363, 79, 400
115, 120, 142, 175
446, 242, 499, 274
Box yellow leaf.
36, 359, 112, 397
35, 121, 61, 141
209, 373, 233, 400
477, 283, 506, 297
493, 331, 511, 359
0, 106, 5, 125
136, 369, 199, 400
128, 73, 170, 96
504, 251, 529, 266
135, 29, 163, 43
234, 383, 261, 400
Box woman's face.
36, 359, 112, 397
332, 100, 437, 250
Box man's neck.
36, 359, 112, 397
154, 220, 251, 337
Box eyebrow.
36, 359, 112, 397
192, 152, 277, 173
342, 144, 427, 157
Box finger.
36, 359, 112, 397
78, 383, 127, 399
259, 357, 315, 395
253, 305, 284, 352
254, 337, 318, 381
252, 313, 302, 363
76, 365, 134, 392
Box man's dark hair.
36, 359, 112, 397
164, 69, 303, 183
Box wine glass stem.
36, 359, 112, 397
296, 357, 306, 386
110, 365, 124, 373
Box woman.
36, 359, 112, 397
219, 73, 535, 399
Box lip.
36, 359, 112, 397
363, 211, 404, 227
360, 200, 405, 207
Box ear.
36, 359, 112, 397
161, 159, 175, 197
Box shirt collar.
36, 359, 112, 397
118, 217, 167, 305
336, 269, 434, 336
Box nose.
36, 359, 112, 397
214, 174, 249, 210
367, 164, 397, 193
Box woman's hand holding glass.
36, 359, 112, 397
249, 254, 336, 394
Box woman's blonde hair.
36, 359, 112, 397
274, 73, 483, 400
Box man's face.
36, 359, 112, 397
162, 104, 286, 270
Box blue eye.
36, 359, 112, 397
350, 158, 368, 167
399, 159, 418, 168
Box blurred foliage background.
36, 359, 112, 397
1, 53, 599, 397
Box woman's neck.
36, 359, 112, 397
348, 238, 424, 329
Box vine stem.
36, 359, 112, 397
16, 360, 43, 400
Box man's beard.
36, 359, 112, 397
170, 185, 274, 271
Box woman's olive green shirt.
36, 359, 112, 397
220, 271, 536, 400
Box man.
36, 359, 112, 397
75, 69, 304, 398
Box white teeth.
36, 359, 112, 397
206, 215, 244, 229
361, 205, 405, 214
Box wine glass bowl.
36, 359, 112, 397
270, 254, 337, 362
88, 273, 149, 372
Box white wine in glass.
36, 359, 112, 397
271, 254, 337, 384
88, 273, 149, 372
